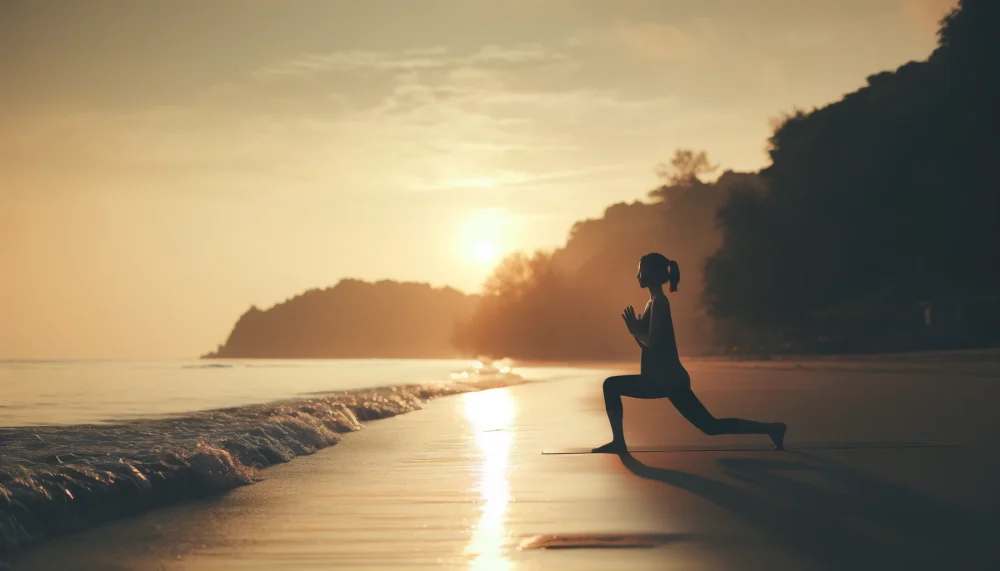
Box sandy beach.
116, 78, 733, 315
8, 2, 1000, 569
9, 359, 1000, 570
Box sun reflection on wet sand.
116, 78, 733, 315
463, 389, 516, 571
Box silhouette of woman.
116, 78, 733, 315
593, 253, 787, 453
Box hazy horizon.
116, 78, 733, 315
1, 0, 958, 359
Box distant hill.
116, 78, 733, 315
450, 166, 762, 361
202, 279, 478, 359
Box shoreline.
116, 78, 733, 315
513, 346, 1000, 369
10, 361, 1000, 570
0, 373, 537, 559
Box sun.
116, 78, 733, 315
457, 208, 509, 267
472, 241, 499, 265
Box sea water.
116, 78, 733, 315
0, 358, 565, 554
0, 359, 517, 426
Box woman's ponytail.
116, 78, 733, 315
665, 259, 680, 292
640, 252, 680, 292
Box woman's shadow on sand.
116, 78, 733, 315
618, 451, 999, 571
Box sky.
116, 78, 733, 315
1, 0, 958, 359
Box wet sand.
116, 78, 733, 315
10, 360, 1000, 570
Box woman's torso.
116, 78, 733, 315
639, 298, 685, 383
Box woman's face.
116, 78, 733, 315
636, 261, 650, 288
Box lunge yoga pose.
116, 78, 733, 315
593, 253, 787, 453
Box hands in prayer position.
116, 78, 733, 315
621, 305, 642, 335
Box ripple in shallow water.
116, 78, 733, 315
0, 373, 524, 555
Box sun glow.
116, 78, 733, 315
458, 208, 512, 267
472, 241, 499, 265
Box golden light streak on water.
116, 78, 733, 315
462, 389, 516, 571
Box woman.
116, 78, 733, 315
593, 253, 786, 453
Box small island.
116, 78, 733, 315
202, 279, 478, 359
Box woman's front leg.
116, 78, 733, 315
592, 375, 643, 453
593, 375, 665, 454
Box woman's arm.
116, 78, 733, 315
631, 298, 666, 348
632, 305, 650, 349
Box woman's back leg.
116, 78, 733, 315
667, 384, 787, 449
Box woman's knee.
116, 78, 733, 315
697, 420, 721, 436
602, 377, 619, 396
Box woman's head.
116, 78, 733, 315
637, 253, 680, 292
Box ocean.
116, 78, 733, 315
0, 358, 579, 555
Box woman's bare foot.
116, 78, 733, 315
769, 423, 787, 450
592, 440, 627, 454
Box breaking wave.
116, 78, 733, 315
0, 367, 524, 555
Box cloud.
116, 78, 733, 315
220, 43, 676, 192
605, 22, 703, 62
410, 164, 641, 193
899, 0, 959, 33
2, 39, 680, 203
569, 19, 717, 64
249, 44, 563, 80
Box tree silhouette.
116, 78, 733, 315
455, 157, 758, 360
648, 149, 720, 202
203, 279, 477, 359
703, 0, 1000, 354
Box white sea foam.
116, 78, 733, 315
0, 366, 524, 555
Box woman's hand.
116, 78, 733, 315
621, 305, 640, 334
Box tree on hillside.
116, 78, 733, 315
703, 0, 1000, 353
455, 151, 761, 360
648, 149, 720, 202
482, 251, 558, 298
